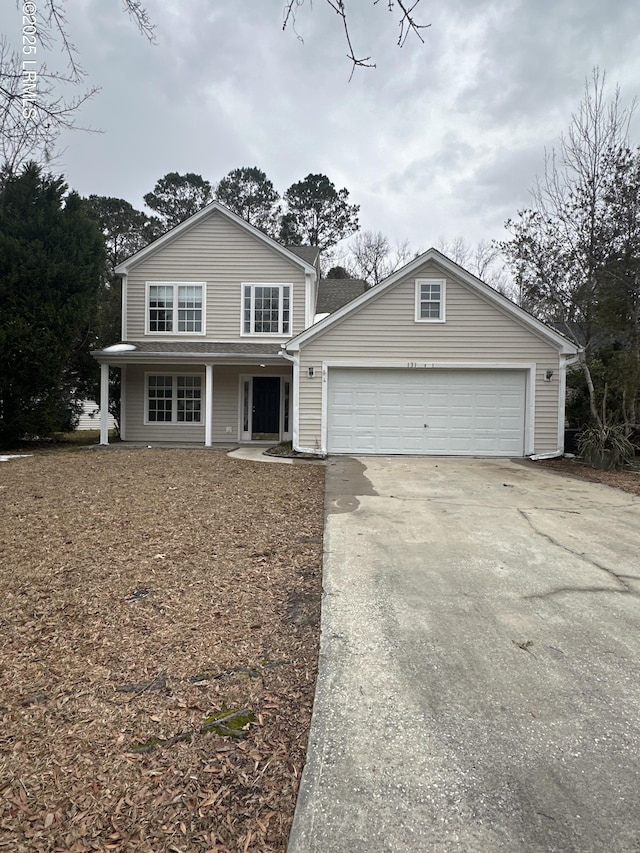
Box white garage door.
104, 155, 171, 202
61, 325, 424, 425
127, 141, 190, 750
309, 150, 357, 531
327, 368, 526, 456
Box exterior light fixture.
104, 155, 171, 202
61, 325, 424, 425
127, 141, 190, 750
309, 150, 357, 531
545, 369, 554, 381
308, 366, 315, 378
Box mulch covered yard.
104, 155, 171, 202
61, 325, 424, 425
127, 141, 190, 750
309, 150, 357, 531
0, 449, 325, 852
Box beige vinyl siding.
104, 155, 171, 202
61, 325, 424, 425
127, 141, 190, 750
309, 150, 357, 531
124, 363, 292, 444
125, 211, 307, 341
297, 261, 563, 455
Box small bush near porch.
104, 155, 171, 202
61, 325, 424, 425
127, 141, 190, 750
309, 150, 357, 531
0, 449, 324, 852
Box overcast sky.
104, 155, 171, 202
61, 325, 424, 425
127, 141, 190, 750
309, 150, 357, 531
4, 0, 640, 253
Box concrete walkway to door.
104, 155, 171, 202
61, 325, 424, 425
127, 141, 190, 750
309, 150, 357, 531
288, 456, 640, 853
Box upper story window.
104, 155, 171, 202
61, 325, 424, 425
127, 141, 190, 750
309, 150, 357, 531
242, 284, 291, 335
415, 279, 446, 323
147, 282, 205, 334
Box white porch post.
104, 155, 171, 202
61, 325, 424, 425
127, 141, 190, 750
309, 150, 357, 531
205, 363, 213, 447
99, 362, 110, 445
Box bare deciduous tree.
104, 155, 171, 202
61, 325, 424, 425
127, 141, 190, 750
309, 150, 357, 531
499, 69, 638, 428
436, 236, 513, 298
344, 229, 415, 287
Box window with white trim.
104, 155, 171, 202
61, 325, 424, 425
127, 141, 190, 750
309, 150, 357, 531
147, 375, 202, 423
147, 282, 205, 334
415, 279, 446, 322
242, 284, 291, 335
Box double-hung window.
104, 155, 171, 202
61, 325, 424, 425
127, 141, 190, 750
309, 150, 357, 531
242, 284, 291, 335
415, 279, 446, 322
147, 282, 205, 334
147, 375, 202, 423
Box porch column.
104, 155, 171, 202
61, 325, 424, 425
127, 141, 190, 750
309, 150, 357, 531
205, 363, 213, 447
99, 362, 110, 445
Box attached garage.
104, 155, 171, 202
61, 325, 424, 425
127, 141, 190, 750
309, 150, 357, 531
286, 249, 580, 458
327, 367, 527, 456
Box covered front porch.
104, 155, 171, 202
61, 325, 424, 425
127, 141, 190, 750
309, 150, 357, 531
92, 342, 294, 447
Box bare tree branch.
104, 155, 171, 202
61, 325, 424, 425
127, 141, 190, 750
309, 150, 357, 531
1, 1, 154, 170
121, 0, 157, 43
283, 0, 429, 78
0, 37, 100, 172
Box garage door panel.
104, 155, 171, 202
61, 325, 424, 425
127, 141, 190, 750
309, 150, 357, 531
327, 368, 526, 456
379, 415, 405, 429
332, 390, 355, 406
353, 391, 377, 407
354, 413, 376, 429
379, 392, 403, 407
402, 415, 428, 430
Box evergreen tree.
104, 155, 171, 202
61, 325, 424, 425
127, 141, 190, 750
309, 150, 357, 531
280, 173, 359, 251
143, 172, 213, 230
83, 195, 161, 429
215, 166, 280, 236
0, 164, 104, 446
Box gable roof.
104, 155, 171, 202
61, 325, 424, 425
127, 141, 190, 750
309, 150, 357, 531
286, 248, 580, 355
316, 278, 368, 314
113, 201, 318, 276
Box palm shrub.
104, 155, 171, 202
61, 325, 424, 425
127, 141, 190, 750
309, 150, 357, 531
578, 422, 634, 470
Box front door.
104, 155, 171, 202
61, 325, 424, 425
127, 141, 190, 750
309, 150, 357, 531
252, 376, 281, 440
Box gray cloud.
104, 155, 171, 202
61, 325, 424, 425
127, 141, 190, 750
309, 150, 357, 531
3, 0, 638, 252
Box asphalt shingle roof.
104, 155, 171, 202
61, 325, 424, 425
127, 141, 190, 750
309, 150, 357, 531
316, 279, 368, 314
285, 245, 320, 265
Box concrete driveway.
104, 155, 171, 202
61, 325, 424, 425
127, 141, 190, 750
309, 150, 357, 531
288, 456, 640, 853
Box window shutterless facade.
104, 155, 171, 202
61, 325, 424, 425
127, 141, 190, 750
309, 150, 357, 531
415, 278, 446, 322
146, 374, 203, 423
146, 282, 205, 334
242, 283, 291, 335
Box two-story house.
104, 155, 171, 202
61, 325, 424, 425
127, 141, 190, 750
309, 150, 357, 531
92, 201, 579, 457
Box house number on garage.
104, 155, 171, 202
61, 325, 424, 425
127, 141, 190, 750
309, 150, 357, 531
407, 361, 428, 368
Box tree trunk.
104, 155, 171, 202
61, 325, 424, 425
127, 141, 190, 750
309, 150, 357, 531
580, 354, 602, 427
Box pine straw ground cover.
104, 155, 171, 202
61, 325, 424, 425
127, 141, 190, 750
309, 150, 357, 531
536, 456, 640, 497
0, 449, 325, 852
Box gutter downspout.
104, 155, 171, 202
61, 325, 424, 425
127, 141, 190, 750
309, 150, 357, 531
280, 349, 299, 451
529, 451, 565, 461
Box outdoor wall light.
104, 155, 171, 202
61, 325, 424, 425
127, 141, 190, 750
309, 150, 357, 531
308, 366, 315, 378
545, 369, 554, 381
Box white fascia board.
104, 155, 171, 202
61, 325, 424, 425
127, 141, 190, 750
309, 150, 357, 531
114, 202, 317, 276
286, 247, 579, 355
